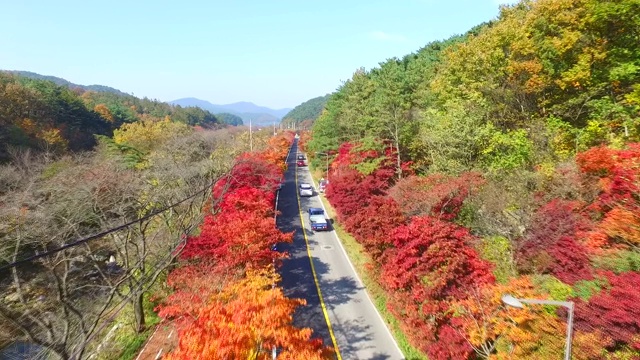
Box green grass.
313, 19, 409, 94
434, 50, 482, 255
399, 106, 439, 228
117, 331, 149, 360
93, 293, 163, 360
310, 168, 427, 360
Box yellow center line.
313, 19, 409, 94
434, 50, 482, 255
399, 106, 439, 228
294, 162, 342, 360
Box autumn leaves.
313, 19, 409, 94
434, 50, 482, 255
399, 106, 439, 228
155, 133, 333, 360
311, 139, 640, 359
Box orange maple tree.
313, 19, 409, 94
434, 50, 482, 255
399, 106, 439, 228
165, 267, 333, 360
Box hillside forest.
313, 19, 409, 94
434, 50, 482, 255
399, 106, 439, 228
0, 72, 222, 162
303, 0, 640, 358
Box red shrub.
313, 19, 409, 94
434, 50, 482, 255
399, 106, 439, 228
576, 144, 640, 249
577, 143, 640, 213
548, 236, 593, 284
342, 196, 406, 260
155, 262, 230, 328
325, 165, 395, 219
517, 199, 593, 283
427, 325, 474, 360
380, 216, 494, 357
576, 145, 618, 176
388, 172, 484, 220
574, 271, 640, 351
214, 153, 283, 198
324, 168, 365, 219
181, 210, 291, 271
218, 186, 274, 217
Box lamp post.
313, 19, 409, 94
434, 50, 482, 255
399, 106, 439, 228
315, 152, 329, 180
501, 295, 575, 360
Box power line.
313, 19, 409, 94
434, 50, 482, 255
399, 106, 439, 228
68, 238, 189, 360
0, 175, 222, 272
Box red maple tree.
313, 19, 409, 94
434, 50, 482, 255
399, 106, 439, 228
380, 216, 494, 358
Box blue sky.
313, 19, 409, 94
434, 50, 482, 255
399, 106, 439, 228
1, 0, 514, 109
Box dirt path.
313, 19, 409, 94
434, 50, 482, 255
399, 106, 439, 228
135, 322, 177, 360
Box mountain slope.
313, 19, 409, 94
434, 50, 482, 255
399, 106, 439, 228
0, 72, 221, 161
281, 94, 330, 127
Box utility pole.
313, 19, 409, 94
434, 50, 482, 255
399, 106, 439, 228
250, 118, 253, 152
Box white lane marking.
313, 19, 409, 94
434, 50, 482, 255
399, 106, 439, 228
305, 157, 405, 358
154, 349, 163, 360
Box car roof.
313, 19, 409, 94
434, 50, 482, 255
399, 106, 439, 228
300, 183, 312, 187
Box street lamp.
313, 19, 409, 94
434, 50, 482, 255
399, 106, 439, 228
501, 295, 575, 360
315, 152, 330, 180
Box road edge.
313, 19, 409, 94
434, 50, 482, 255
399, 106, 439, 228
294, 145, 343, 359
306, 161, 406, 359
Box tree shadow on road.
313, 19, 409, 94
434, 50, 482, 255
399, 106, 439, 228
276, 159, 395, 358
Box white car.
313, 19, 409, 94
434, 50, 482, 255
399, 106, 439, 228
299, 183, 313, 197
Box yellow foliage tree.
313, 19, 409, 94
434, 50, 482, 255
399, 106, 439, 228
452, 276, 610, 359
94, 104, 114, 123
113, 117, 191, 153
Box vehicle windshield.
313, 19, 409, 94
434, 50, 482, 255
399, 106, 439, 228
310, 209, 324, 215
300, 184, 311, 189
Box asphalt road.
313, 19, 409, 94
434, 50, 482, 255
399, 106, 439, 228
276, 140, 405, 360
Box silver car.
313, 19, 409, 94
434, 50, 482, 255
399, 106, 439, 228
299, 183, 313, 197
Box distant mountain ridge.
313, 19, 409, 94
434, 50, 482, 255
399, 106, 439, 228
4, 70, 129, 96
170, 97, 291, 126
4, 70, 290, 127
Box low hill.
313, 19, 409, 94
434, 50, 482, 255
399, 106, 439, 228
215, 112, 244, 126
4, 70, 129, 96
281, 94, 330, 128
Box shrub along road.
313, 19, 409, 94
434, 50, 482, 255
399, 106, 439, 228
277, 139, 404, 360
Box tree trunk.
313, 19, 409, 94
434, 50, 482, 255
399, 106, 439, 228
133, 292, 145, 333
394, 124, 403, 179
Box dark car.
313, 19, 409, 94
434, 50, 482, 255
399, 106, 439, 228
297, 154, 305, 161
308, 208, 328, 231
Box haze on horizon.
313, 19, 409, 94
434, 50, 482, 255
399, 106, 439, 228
1, 0, 516, 109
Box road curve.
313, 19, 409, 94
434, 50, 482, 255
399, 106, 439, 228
277, 139, 404, 360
